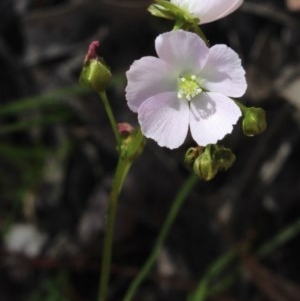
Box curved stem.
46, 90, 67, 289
99, 92, 122, 149
123, 174, 198, 301
98, 157, 133, 301
197, 216, 300, 299
173, 18, 185, 30
256, 217, 300, 258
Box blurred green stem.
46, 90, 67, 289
98, 156, 133, 301
256, 217, 300, 258
190, 216, 300, 301
189, 249, 236, 301
99, 92, 121, 149
98, 127, 144, 301
123, 174, 198, 301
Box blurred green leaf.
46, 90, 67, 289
0, 85, 88, 116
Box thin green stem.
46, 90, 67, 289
123, 174, 198, 301
256, 217, 300, 258
99, 92, 122, 149
98, 157, 133, 301
173, 19, 185, 30
189, 250, 236, 301
201, 217, 300, 299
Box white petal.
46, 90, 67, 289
155, 30, 209, 74
126, 56, 176, 112
138, 92, 189, 149
170, 0, 243, 24
200, 45, 247, 97
190, 92, 241, 146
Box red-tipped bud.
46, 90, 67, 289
84, 41, 100, 65
79, 41, 112, 92
117, 123, 135, 138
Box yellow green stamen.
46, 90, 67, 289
177, 75, 202, 101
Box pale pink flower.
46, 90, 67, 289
125, 30, 246, 149
170, 0, 243, 24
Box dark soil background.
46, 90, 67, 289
1, 0, 300, 301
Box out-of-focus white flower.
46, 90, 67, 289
126, 30, 247, 149
170, 0, 243, 24
4, 224, 47, 257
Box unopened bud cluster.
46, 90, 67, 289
185, 145, 236, 181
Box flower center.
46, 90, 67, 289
177, 75, 202, 101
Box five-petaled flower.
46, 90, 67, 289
125, 30, 247, 149
170, 0, 243, 24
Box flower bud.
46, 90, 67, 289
117, 123, 135, 138
79, 41, 111, 93
213, 145, 236, 171
119, 127, 145, 162
242, 107, 267, 137
184, 146, 203, 167
193, 146, 218, 181
79, 59, 112, 93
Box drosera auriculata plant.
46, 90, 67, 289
79, 1, 267, 301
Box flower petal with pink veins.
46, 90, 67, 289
126, 56, 176, 112
189, 92, 241, 146
155, 30, 209, 74
200, 44, 247, 98
138, 92, 189, 149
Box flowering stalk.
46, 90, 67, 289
98, 128, 144, 301
79, 42, 145, 301
98, 156, 132, 301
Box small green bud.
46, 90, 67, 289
119, 127, 145, 162
79, 59, 111, 93
213, 145, 236, 171
79, 41, 111, 93
117, 123, 135, 138
242, 107, 267, 136
193, 146, 218, 181
184, 146, 203, 167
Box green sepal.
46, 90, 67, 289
148, 4, 175, 20
79, 59, 112, 93
184, 146, 203, 167
213, 145, 236, 171
193, 145, 218, 181
119, 128, 145, 162
148, 0, 200, 26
